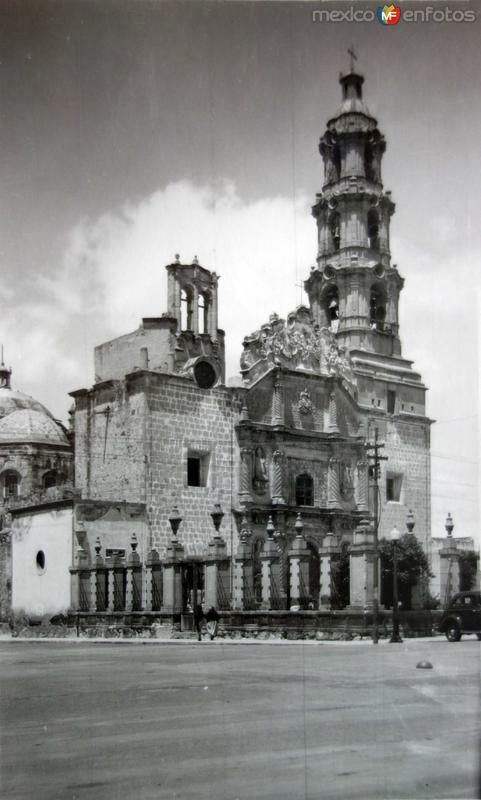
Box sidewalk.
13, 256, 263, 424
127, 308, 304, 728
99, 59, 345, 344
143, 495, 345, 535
0, 632, 460, 646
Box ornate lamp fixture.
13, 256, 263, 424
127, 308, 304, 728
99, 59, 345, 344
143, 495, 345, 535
168, 505, 182, 541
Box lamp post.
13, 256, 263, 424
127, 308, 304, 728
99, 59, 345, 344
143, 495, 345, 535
390, 525, 402, 643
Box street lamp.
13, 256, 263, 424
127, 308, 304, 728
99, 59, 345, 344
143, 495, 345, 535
406, 509, 415, 534
210, 503, 224, 534
168, 505, 182, 541
390, 526, 402, 643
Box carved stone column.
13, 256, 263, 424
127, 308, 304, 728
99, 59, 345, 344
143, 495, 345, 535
271, 450, 286, 505
355, 460, 369, 512
328, 392, 339, 434
327, 457, 341, 509
271, 375, 285, 426
239, 447, 253, 504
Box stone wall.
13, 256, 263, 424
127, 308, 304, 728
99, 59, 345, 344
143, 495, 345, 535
368, 414, 431, 555
73, 371, 240, 557
0, 531, 11, 620
146, 373, 239, 554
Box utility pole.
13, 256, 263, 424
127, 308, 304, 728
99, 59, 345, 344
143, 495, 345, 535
365, 427, 387, 644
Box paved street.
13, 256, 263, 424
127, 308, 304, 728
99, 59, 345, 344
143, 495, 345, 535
0, 638, 479, 800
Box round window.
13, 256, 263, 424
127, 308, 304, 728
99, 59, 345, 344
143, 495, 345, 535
36, 550, 46, 574
193, 360, 217, 389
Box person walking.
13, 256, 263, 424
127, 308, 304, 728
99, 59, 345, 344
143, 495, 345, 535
193, 603, 205, 641
205, 606, 220, 641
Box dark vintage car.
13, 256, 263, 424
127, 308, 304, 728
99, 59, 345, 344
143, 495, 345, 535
438, 591, 481, 642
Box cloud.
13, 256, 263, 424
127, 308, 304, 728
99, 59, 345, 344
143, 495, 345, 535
6, 180, 315, 417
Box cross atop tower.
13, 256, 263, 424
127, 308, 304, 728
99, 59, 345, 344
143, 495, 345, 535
347, 45, 357, 73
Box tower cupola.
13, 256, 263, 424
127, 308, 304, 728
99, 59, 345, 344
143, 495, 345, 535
305, 53, 403, 358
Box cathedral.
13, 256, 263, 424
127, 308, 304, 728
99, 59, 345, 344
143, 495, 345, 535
1, 65, 460, 625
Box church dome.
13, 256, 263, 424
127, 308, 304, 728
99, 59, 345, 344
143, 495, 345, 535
0, 363, 68, 445
0, 407, 68, 445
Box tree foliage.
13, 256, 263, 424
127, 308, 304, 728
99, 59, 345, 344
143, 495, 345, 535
379, 534, 432, 609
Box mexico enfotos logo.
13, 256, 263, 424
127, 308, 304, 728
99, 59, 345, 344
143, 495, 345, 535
312, 5, 476, 23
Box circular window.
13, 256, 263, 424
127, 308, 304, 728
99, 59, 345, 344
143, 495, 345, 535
36, 550, 46, 574
193, 360, 217, 389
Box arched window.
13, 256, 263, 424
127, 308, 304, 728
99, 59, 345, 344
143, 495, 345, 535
367, 209, 379, 250
365, 143, 374, 181
296, 473, 314, 506
180, 288, 193, 330
324, 286, 339, 332
329, 212, 341, 251
3, 471, 19, 500
370, 286, 386, 331
43, 470, 58, 490
198, 293, 208, 334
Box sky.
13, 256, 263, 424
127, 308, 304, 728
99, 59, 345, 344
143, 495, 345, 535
0, 0, 480, 543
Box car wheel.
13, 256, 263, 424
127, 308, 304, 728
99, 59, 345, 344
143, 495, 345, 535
476, 633, 481, 641
446, 623, 461, 642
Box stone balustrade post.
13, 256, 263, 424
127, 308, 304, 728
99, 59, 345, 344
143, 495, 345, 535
439, 540, 461, 604
288, 534, 311, 609
319, 532, 342, 608
260, 534, 281, 610
348, 519, 376, 609
69, 549, 90, 612
204, 534, 228, 609
162, 538, 184, 614
233, 526, 253, 610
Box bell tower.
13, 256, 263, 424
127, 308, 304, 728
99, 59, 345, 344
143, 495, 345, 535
305, 60, 403, 358
304, 54, 431, 555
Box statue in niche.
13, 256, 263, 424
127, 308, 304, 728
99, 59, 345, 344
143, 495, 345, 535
298, 388, 313, 416
253, 446, 268, 493
339, 462, 354, 500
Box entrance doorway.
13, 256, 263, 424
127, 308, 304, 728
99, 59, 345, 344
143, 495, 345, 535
182, 562, 205, 612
